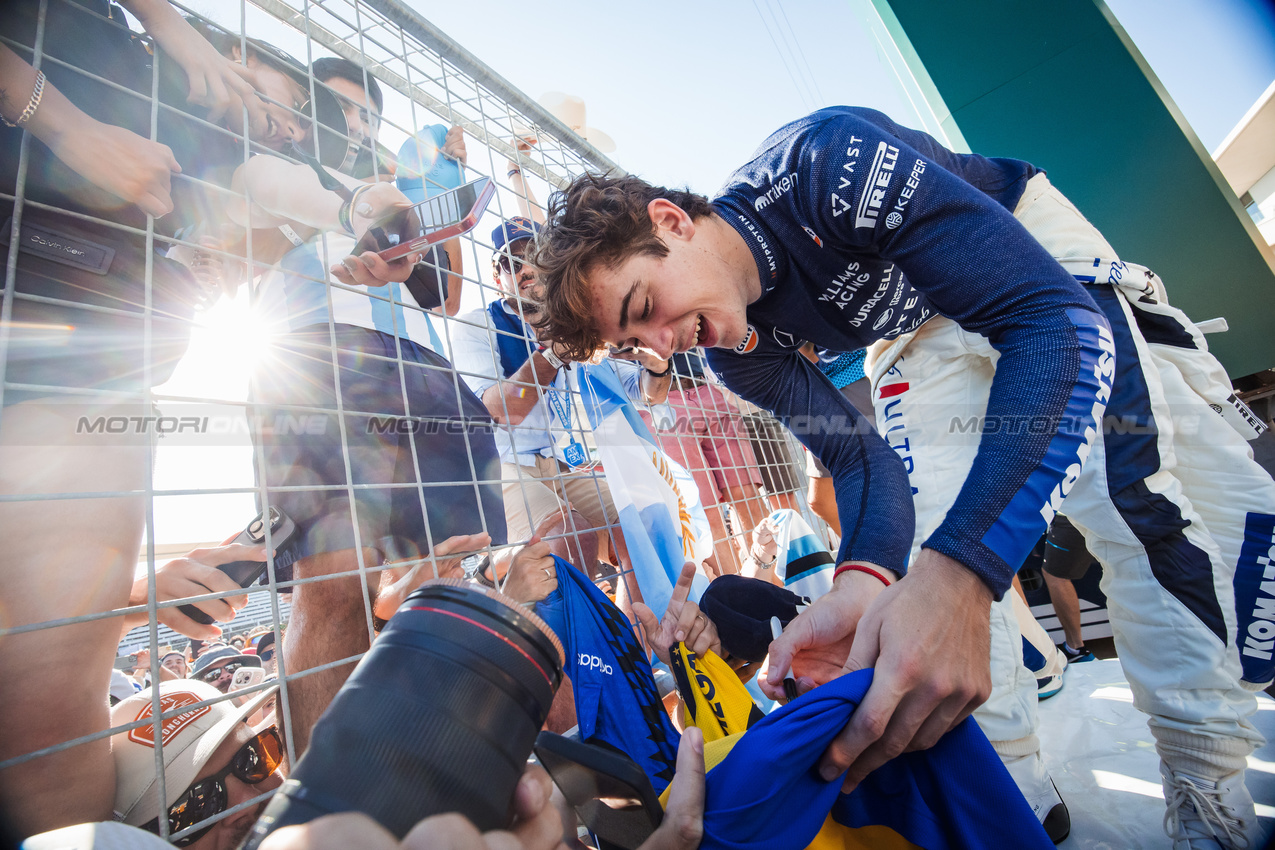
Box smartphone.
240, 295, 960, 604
178, 507, 299, 626
534, 732, 663, 850
354, 176, 495, 262
230, 666, 266, 692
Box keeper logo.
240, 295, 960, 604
578, 653, 613, 675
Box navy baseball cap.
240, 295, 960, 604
491, 217, 541, 253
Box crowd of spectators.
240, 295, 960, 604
1, 2, 1164, 849
0, 3, 811, 846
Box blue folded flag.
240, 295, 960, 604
699, 669, 1052, 850
536, 556, 680, 793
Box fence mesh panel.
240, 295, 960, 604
0, 0, 825, 840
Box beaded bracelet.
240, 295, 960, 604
2, 71, 45, 129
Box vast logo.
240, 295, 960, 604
578, 653, 614, 675
854, 142, 899, 230
754, 172, 799, 211
829, 135, 864, 219
1039, 323, 1116, 526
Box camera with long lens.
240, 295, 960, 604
240, 578, 564, 847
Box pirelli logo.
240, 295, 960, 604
854, 142, 899, 230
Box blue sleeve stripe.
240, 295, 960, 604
977, 309, 1114, 572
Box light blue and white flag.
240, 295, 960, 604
578, 364, 711, 618
770, 508, 835, 600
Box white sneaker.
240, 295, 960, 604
1002, 751, 1070, 844
1161, 765, 1254, 849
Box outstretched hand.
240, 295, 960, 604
633, 561, 719, 666
764, 551, 991, 792
373, 533, 491, 623
501, 536, 557, 603
136, 7, 269, 138
124, 543, 267, 640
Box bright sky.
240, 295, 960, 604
149, 0, 1275, 548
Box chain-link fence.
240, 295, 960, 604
0, 0, 824, 842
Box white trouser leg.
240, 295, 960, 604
867, 317, 1039, 750
1017, 177, 1264, 755
1098, 271, 1275, 689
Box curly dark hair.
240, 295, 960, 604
528, 173, 713, 361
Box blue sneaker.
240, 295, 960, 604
1037, 672, 1064, 699
1060, 643, 1095, 663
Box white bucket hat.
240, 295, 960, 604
110, 679, 278, 827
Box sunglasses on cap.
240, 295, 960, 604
198, 661, 248, 683
142, 727, 283, 846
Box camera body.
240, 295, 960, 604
242, 580, 564, 847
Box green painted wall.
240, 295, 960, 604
873, 0, 1275, 377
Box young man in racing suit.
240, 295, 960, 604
529, 106, 1275, 848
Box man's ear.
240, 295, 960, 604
229, 44, 245, 63
648, 198, 695, 241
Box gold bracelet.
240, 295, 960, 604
2, 70, 45, 129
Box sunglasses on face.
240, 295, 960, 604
258, 649, 274, 663
142, 727, 283, 846
497, 249, 528, 277
199, 661, 247, 683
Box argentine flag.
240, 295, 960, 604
577, 364, 711, 618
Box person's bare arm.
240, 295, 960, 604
506, 139, 545, 225
118, 0, 268, 136
1, 44, 180, 217
228, 157, 420, 285
609, 347, 671, 405
482, 349, 561, 426
439, 239, 464, 316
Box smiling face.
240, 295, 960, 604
586, 201, 755, 359
218, 48, 308, 152
498, 238, 540, 306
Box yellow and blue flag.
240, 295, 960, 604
682, 670, 1051, 850
667, 644, 764, 742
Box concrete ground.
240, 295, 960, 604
1039, 658, 1275, 848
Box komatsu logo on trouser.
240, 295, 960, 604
1235, 513, 1275, 678
1040, 323, 1116, 526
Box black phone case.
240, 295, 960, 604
178, 508, 298, 625
534, 732, 663, 850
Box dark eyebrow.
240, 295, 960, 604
618, 279, 640, 332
